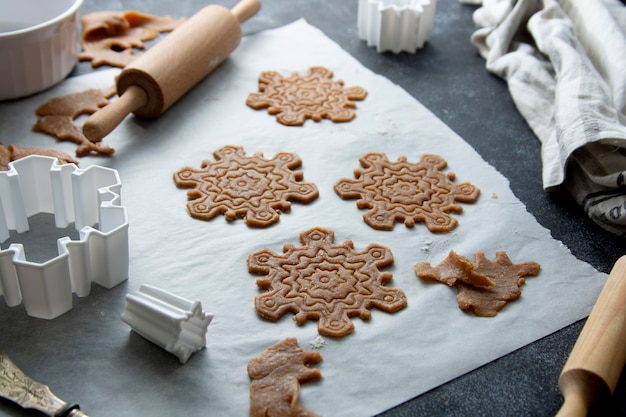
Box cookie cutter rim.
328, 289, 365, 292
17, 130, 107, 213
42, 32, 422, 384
0, 155, 129, 319
357, 0, 437, 54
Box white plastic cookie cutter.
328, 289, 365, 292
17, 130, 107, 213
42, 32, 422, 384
357, 0, 437, 53
0, 155, 129, 319
121, 284, 213, 364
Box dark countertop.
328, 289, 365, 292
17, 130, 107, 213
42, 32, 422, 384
2, 0, 625, 416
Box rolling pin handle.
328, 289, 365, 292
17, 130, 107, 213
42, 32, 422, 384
556, 370, 608, 417
555, 392, 588, 417
231, 0, 261, 23
556, 255, 626, 416
83, 85, 148, 142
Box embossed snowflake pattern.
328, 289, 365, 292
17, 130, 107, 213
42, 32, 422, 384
334, 152, 480, 232
247, 227, 407, 337
246, 66, 368, 126
173, 146, 319, 227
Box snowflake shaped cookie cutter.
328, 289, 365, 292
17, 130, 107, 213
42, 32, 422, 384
247, 227, 407, 337
121, 284, 213, 364
0, 155, 128, 319
246, 66, 368, 126
334, 152, 480, 232
173, 146, 319, 227
357, 0, 437, 53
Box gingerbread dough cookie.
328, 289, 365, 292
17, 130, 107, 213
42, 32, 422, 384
33, 88, 116, 157
246, 66, 367, 126
415, 251, 541, 316
0, 142, 78, 171
247, 227, 407, 337
79, 10, 185, 68
173, 146, 319, 227
248, 338, 322, 417
334, 152, 480, 232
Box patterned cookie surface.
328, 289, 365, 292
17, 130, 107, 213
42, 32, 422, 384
247, 227, 407, 337
246, 66, 367, 126
173, 146, 318, 227
248, 338, 322, 417
415, 251, 541, 316
334, 152, 480, 232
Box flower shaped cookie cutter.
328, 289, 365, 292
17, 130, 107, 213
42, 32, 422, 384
357, 0, 437, 53
0, 155, 129, 319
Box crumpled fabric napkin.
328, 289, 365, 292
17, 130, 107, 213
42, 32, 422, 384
469, 0, 626, 235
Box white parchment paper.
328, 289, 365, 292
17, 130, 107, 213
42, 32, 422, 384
0, 20, 607, 417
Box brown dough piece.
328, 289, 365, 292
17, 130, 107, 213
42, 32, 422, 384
173, 145, 319, 227
247, 227, 407, 337
246, 66, 367, 126
79, 10, 185, 68
248, 338, 322, 417
0, 142, 78, 171
80, 46, 137, 69
32, 88, 116, 157
36, 87, 115, 117
0, 143, 10, 171
335, 153, 480, 232
456, 251, 541, 316
415, 250, 494, 288
415, 251, 540, 317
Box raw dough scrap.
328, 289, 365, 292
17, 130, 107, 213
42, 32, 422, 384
246, 66, 367, 126
173, 145, 319, 227
415, 251, 541, 316
248, 337, 322, 417
0, 142, 78, 171
79, 10, 186, 68
334, 152, 480, 232
32, 88, 116, 157
247, 227, 407, 337
414, 250, 495, 288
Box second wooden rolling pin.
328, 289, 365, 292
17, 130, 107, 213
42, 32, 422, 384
556, 255, 626, 416
83, 0, 261, 142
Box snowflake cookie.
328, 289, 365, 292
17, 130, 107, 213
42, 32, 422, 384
173, 146, 319, 227
247, 227, 407, 337
334, 152, 480, 232
246, 66, 368, 126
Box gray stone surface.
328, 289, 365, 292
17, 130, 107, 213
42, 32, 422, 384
2, 1, 624, 416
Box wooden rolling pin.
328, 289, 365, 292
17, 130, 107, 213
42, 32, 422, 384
556, 255, 626, 416
83, 0, 261, 142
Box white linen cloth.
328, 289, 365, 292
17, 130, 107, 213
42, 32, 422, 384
470, 0, 626, 235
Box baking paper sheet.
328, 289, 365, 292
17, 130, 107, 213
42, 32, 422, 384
0, 20, 607, 416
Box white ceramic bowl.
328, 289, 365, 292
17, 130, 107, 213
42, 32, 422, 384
0, 0, 83, 100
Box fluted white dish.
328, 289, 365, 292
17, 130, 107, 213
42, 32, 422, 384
0, 0, 82, 100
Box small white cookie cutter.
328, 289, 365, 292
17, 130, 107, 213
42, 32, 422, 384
357, 0, 437, 53
0, 155, 129, 319
121, 284, 213, 364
